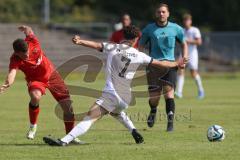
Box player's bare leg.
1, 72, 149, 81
190, 69, 204, 99
43, 103, 108, 146
175, 69, 185, 98
147, 90, 161, 128
27, 89, 42, 139
164, 86, 175, 132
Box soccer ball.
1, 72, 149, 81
207, 125, 225, 142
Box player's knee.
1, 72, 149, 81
149, 90, 160, 106
164, 89, 174, 99
31, 94, 41, 102
149, 97, 159, 107
30, 90, 42, 104
86, 110, 99, 120
190, 70, 198, 78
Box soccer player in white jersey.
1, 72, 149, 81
176, 13, 205, 99
43, 26, 186, 146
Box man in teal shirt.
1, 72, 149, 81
139, 3, 188, 131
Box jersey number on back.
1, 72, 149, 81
119, 56, 131, 77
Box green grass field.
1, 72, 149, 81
0, 72, 240, 160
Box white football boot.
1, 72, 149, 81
27, 125, 37, 140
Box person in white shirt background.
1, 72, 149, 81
176, 13, 205, 99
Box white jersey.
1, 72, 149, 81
101, 42, 152, 106
184, 26, 201, 70
184, 26, 201, 56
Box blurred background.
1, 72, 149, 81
0, 0, 240, 72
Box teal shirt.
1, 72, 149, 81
139, 22, 185, 61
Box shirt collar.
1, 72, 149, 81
155, 21, 169, 28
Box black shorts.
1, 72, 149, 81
146, 65, 177, 93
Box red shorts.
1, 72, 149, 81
28, 71, 70, 102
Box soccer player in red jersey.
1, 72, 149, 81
110, 13, 141, 48
0, 25, 81, 143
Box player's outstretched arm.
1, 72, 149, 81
72, 35, 103, 51
0, 69, 17, 94
150, 58, 186, 69
18, 25, 34, 36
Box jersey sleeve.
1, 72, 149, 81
100, 42, 115, 54
139, 25, 150, 46
9, 56, 20, 70
25, 34, 40, 45
176, 25, 185, 44
100, 42, 108, 54
138, 51, 153, 66
194, 28, 201, 39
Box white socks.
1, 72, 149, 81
177, 74, 204, 94
111, 111, 135, 132
176, 74, 184, 94
61, 112, 136, 144
195, 74, 204, 92
61, 116, 93, 144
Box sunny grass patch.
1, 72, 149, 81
0, 72, 239, 160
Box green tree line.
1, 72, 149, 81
0, 0, 239, 31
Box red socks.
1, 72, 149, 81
63, 112, 75, 133
29, 102, 74, 133
29, 103, 40, 125
64, 121, 75, 134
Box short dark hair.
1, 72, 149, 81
183, 13, 192, 20
13, 39, 28, 53
156, 3, 169, 11
123, 25, 140, 40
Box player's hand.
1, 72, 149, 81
72, 35, 81, 45
0, 84, 9, 94
183, 56, 189, 64
177, 58, 186, 69
18, 25, 33, 36
18, 25, 28, 32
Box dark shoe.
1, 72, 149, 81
166, 122, 174, 132
132, 129, 144, 144
43, 136, 67, 146
166, 113, 174, 132
147, 109, 157, 128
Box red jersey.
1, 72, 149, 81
9, 34, 54, 83
110, 29, 141, 48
